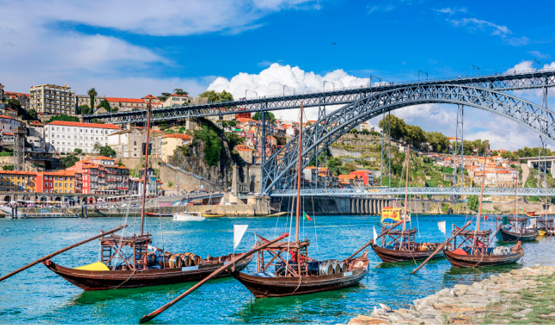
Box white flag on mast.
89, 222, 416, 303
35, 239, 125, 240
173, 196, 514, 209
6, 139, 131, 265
373, 226, 378, 245
233, 225, 248, 250
438, 221, 446, 235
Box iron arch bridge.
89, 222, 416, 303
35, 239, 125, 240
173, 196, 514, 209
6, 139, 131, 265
260, 84, 555, 195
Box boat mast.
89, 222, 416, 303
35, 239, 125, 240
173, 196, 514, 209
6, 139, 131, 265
513, 174, 518, 229
476, 141, 488, 235
140, 98, 153, 236
295, 103, 304, 243
403, 145, 409, 231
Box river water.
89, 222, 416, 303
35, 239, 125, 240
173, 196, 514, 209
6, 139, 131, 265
1, 214, 553, 324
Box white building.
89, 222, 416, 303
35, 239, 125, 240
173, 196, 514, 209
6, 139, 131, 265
0, 115, 23, 133
44, 121, 121, 154
162, 94, 193, 108
29, 84, 76, 115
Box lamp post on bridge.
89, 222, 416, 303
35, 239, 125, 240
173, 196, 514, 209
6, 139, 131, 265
471, 65, 481, 77
418, 70, 428, 82
369, 75, 382, 87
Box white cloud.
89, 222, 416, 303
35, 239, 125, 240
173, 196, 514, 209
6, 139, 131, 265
434, 7, 467, 15
529, 51, 551, 60
367, 4, 397, 14
449, 17, 530, 46
207, 63, 371, 121
0, 0, 316, 96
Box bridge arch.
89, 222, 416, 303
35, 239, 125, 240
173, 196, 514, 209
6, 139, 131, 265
261, 84, 555, 194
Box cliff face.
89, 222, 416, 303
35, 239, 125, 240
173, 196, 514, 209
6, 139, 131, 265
168, 119, 245, 188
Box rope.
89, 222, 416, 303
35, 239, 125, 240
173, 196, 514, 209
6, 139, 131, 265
112, 268, 137, 289
311, 195, 321, 260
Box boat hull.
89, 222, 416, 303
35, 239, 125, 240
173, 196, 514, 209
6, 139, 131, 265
371, 243, 444, 263
231, 265, 368, 298
498, 227, 538, 242
43, 254, 253, 291
444, 248, 524, 268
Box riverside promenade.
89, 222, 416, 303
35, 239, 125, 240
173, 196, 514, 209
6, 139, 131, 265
349, 265, 555, 324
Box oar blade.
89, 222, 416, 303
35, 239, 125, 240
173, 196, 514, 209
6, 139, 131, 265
139, 313, 157, 324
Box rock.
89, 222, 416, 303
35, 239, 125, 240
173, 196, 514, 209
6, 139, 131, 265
379, 304, 392, 312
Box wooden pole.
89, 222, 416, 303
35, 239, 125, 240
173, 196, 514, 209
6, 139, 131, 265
0, 225, 127, 283
140, 98, 152, 236
295, 103, 304, 243
403, 145, 410, 231
139, 232, 290, 324
410, 220, 472, 274
476, 142, 488, 237
347, 221, 403, 259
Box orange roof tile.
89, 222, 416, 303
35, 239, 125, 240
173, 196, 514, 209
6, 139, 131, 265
105, 97, 145, 103
47, 121, 121, 130
162, 133, 191, 140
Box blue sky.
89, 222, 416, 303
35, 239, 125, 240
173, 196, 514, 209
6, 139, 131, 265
1, 0, 554, 149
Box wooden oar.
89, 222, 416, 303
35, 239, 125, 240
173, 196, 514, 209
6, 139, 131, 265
139, 232, 290, 324
410, 220, 472, 274
347, 221, 403, 260
0, 224, 127, 283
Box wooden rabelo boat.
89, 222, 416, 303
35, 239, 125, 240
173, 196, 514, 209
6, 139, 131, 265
231, 103, 369, 298
496, 176, 538, 242
537, 217, 555, 236
444, 143, 524, 268
371, 145, 443, 263
40, 99, 252, 291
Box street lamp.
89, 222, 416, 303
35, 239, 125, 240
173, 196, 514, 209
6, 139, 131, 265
533, 59, 541, 70
245, 89, 258, 99
283, 85, 296, 96
323, 81, 335, 91
369, 75, 382, 87
418, 70, 428, 82
471, 65, 481, 77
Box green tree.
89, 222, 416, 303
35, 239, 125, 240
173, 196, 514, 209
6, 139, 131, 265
87, 88, 98, 111
28, 108, 37, 119
468, 195, 479, 211
199, 90, 234, 103
99, 99, 117, 112
158, 92, 171, 102
228, 121, 237, 127
221, 121, 228, 128
361, 129, 370, 135
225, 132, 245, 146
78, 104, 92, 115
99, 145, 116, 157
492, 150, 499, 156
46, 115, 80, 123
168, 181, 174, 188
91, 118, 105, 124
93, 142, 103, 153
350, 129, 358, 134
426, 132, 450, 153
74, 148, 83, 154
193, 123, 222, 166
62, 154, 80, 168
2, 164, 14, 171
173, 88, 188, 96
252, 112, 276, 122
379, 114, 407, 141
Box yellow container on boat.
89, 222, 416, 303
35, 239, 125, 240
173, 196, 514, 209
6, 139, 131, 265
73, 262, 110, 271
381, 207, 410, 224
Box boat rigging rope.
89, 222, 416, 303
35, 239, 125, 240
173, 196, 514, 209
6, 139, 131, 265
112, 268, 137, 290
310, 195, 321, 260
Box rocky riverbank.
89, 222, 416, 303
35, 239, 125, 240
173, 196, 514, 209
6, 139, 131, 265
348, 265, 555, 324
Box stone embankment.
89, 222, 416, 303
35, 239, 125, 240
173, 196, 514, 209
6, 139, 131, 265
348, 265, 555, 324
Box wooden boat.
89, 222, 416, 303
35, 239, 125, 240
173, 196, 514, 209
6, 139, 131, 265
39, 99, 251, 291
371, 145, 442, 263
444, 143, 524, 268
495, 176, 538, 243
44, 253, 253, 291
230, 103, 369, 298
202, 210, 225, 218
537, 218, 555, 236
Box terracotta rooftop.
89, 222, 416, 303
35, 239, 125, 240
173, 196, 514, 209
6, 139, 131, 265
47, 121, 122, 130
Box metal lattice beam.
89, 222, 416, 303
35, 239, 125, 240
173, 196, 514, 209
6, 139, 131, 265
261, 84, 555, 195
84, 69, 555, 125
270, 187, 555, 197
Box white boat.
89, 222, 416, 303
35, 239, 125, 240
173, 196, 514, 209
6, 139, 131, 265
173, 212, 205, 221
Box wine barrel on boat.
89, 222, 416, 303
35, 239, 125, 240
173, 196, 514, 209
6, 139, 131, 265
319, 261, 335, 275
335, 261, 346, 273
146, 252, 157, 266
178, 253, 201, 266
158, 254, 184, 269
174, 253, 193, 267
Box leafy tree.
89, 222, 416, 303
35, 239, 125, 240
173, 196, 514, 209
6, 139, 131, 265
199, 90, 234, 103
46, 115, 79, 123
91, 118, 105, 124
99, 145, 116, 157
168, 181, 174, 188
93, 142, 103, 153
379, 114, 407, 141
173, 88, 188, 96
492, 150, 499, 156
228, 121, 237, 127
8, 98, 20, 106
158, 92, 171, 102
193, 123, 222, 166
350, 129, 358, 134
221, 121, 228, 128
426, 132, 450, 153
406, 124, 427, 148
252, 112, 276, 122
178, 126, 186, 133
361, 129, 370, 135
2, 164, 14, 171
88, 88, 97, 111
225, 132, 245, 146
74, 148, 83, 154
78, 105, 92, 115
28, 108, 37, 119
99, 99, 117, 112
62, 154, 79, 168
468, 195, 479, 211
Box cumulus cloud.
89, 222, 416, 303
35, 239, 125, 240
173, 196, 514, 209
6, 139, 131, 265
434, 7, 467, 15
207, 63, 371, 121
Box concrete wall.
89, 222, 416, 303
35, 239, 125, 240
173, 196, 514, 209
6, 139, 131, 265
159, 165, 218, 192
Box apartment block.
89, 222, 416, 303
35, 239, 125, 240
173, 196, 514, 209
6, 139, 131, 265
29, 84, 76, 115
44, 121, 122, 154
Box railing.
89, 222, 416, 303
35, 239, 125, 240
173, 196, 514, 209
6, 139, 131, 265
269, 187, 555, 197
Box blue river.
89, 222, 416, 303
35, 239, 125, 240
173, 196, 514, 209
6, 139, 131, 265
1, 214, 553, 324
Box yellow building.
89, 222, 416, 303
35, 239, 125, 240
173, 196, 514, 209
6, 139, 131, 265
0, 171, 38, 192
160, 134, 192, 162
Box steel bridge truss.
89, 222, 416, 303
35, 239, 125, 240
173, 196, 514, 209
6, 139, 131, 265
270, 187, 555, 197
84, 70, 555, 125
261, 84, 555, 195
